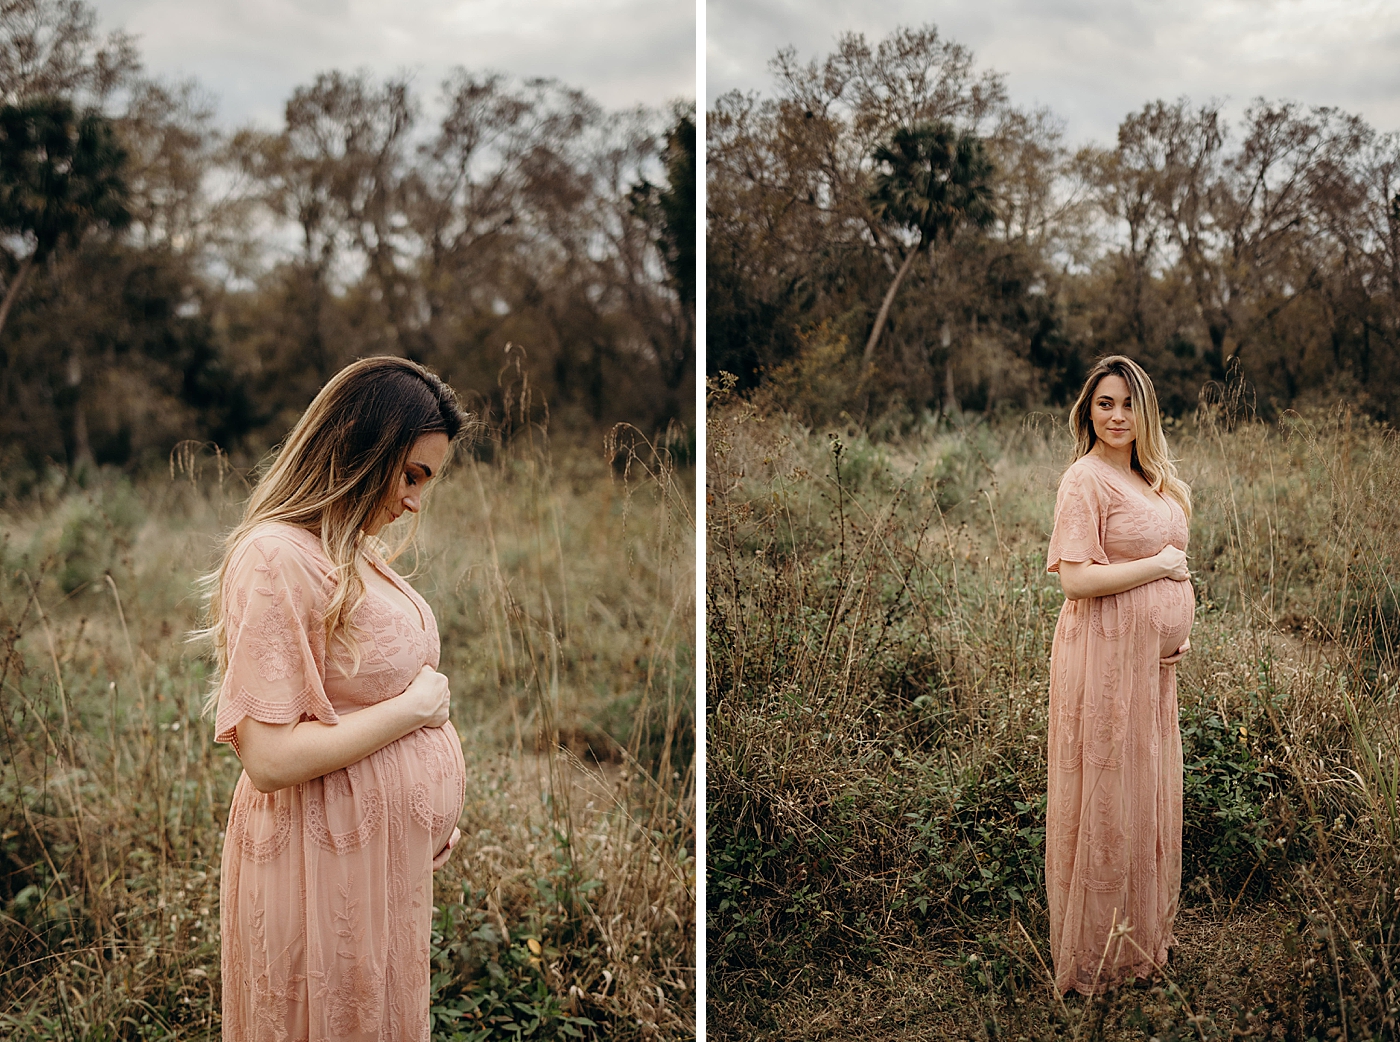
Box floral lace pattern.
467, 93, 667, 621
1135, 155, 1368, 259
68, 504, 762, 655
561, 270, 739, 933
1045, 455, 1191, 995
233, 797, 294, 865
216, 523, 467, 1041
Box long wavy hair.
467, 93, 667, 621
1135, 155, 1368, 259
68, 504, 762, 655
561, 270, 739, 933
203, 357, 468, 708
1068, 355, 1191, 517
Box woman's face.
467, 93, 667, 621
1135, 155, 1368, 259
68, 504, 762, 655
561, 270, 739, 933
364, 431, 450, 536
1089, 373, 1136, 454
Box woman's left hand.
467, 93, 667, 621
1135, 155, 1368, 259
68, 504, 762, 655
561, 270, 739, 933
432, 827, 461, 871
1160, 638, 1190, 665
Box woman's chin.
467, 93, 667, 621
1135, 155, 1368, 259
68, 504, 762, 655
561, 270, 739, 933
364, 509, 402, 536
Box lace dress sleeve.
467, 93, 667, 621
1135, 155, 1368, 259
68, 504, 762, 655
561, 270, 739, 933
214, 529, 340, 753
1047, 462, 1111, 573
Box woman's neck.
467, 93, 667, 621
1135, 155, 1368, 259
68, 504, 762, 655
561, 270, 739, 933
1090, 440, 1136, 475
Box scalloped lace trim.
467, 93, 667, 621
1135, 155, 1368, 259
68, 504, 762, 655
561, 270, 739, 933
215, 683, 340, 751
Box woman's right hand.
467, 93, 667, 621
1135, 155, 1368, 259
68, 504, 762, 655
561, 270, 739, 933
1156, 545, 1190, 582
401, 665, 452, 728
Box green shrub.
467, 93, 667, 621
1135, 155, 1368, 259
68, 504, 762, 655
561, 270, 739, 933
429, 884, 598, 1041
1180, 692, 1286, 896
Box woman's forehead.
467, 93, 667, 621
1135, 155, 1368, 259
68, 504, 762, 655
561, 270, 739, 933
1093, 373, 1132, 398
407, 431, 450, 469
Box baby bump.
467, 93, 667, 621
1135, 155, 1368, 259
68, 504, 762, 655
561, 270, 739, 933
401, 723, 467, 851
1146, 577, 1194, 657
313, 725, 465, 856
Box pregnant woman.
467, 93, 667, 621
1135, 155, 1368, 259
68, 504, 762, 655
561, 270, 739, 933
206, 356, 469, 1040
1045, 355, 1194, 995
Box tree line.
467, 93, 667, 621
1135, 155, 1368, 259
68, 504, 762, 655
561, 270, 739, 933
708, 24, 1400, 426
0, 0, 694, 489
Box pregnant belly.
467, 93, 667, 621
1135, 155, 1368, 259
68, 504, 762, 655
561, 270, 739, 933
311, 722, 466, 856
1145, 577, 1194, 657
398, 723, 467, 851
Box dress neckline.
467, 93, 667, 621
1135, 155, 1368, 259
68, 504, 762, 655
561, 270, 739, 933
1083, 452, 1175, 525
256, 522, 431, 634
363, 553, 428, 634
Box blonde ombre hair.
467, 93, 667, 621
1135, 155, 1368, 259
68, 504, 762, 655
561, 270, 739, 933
1069, 355, 1191, 517
203, 357, 468, 709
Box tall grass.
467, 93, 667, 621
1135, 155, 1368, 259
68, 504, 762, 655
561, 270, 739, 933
0, 428, 695, 1040
706, 373, 1400, 1039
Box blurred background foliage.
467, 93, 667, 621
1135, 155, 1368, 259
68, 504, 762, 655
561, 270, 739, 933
707, 23, 1400, 428
0, 0, 695, 493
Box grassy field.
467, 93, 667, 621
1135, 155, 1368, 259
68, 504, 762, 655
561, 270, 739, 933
0, 428, 695, 1040
706, 377, 1400, 1041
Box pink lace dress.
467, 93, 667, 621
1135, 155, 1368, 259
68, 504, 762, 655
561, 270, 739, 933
214, 523, 466, 1041
1045, 454, 1193, 995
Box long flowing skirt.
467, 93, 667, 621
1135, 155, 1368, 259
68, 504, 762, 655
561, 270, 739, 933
220, 724, 466, 1041
1046, 580, 1191, 995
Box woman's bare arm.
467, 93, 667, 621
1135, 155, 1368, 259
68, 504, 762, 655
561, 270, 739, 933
235, 665, 451, 793
1058, 545, 1189, 600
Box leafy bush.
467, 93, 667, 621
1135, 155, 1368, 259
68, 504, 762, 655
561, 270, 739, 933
429, 884, 597, 1041
1180, 685, 1289, 897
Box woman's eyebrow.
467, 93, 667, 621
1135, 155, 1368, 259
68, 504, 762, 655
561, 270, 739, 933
409, 460, 434, 479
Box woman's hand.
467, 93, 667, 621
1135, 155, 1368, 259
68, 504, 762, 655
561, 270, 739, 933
1155, 545, 1190, 582
432, 826, 461, 871
399, 665, 452, 728
1160, 637, 1191, 665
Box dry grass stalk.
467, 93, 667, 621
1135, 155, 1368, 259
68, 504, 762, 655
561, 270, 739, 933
0, 430, 694, 1041
707, 376, 1400, 1039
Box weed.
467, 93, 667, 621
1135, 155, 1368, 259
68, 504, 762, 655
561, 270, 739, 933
707, 381, 1400, 1040
0, 432, 694, 1040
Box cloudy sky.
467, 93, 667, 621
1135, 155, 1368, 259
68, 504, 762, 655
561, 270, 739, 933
92, 0, 696, 128
707, 0, 1400, 146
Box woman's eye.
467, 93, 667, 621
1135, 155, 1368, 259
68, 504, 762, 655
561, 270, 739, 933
406, 474, 418, 486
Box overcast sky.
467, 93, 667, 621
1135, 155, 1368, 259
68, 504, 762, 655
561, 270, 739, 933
707, 0, 1400, 146
92, 0, 696, 129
